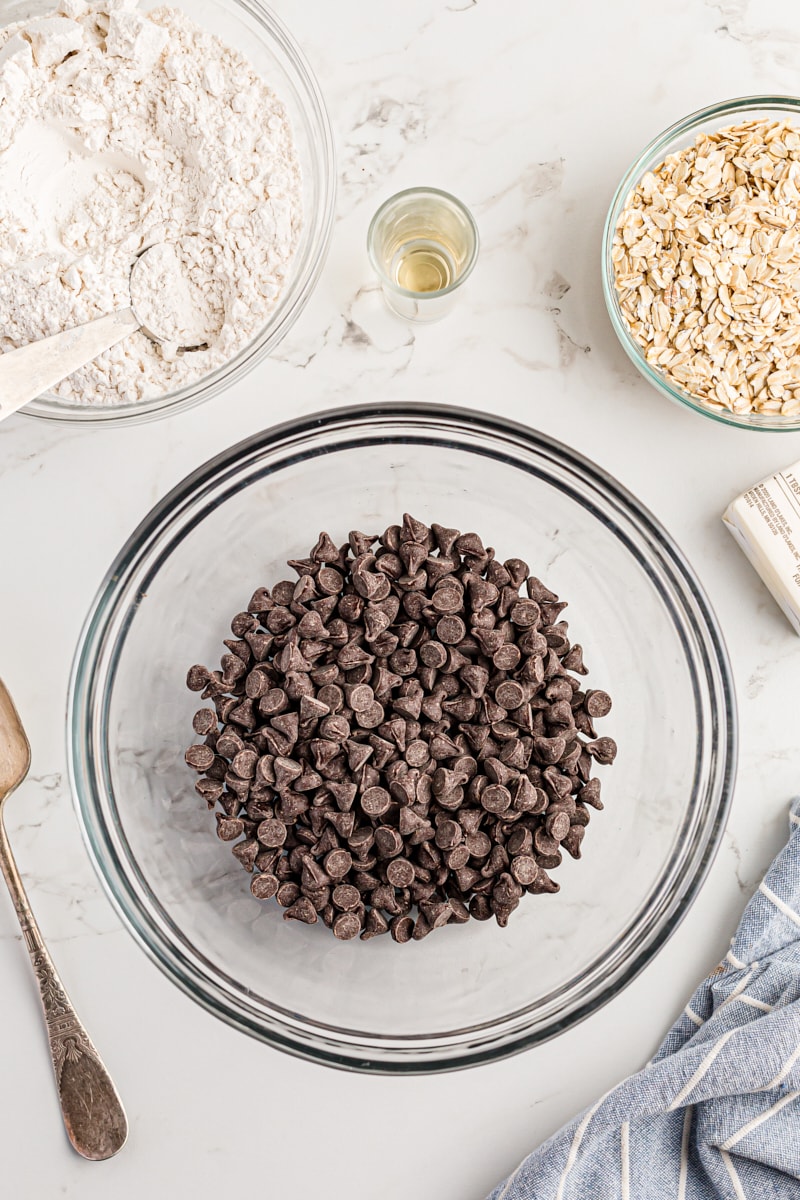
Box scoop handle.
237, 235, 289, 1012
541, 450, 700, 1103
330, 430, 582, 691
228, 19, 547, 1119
0, 308, 140, 421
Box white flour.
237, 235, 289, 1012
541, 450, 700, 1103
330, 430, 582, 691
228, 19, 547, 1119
0, 2, 303, 406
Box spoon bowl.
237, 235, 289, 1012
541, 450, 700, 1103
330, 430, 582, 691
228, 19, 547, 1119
130, 237, 222, 353
0, 682, 30, 802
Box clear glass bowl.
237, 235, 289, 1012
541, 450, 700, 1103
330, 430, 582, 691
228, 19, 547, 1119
68, 405, 737, 1072
2, 0, 335, 426
602, 96, 800, 432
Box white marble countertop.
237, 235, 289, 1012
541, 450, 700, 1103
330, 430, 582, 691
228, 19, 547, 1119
3, 0, 800, 1194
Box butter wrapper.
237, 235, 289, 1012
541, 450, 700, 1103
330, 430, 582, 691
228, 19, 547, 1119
723, 460, 800, 636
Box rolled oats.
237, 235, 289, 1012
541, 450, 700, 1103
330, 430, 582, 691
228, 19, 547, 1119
612, 119, 800, 417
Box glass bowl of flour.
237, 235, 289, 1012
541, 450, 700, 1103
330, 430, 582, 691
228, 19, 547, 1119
0, 0, 335, 423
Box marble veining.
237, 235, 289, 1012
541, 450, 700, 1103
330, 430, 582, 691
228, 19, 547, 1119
3, 0, 800, 1195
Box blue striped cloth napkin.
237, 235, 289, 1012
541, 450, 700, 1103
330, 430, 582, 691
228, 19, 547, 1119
488, 798, 800, 1200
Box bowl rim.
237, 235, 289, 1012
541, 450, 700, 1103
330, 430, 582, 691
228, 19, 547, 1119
17, 0, 336, 427
602, 94, 800, 432
67, 402, 738, 1073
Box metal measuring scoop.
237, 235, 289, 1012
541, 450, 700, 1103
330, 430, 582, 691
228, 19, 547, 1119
0, 679, 127, 1159
0, 240, 214, 421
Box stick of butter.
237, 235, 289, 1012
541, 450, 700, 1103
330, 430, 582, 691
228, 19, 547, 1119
723, 460, 800, 636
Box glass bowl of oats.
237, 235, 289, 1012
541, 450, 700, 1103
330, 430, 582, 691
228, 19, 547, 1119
603, 97, 800, 431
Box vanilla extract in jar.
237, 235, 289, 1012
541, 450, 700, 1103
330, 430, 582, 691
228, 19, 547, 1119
368, 187, 479, 321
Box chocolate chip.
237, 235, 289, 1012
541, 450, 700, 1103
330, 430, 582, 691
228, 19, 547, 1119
534, 826, 560, 857
419, 641, 447, 669
507, 827, 533, 856
509, 599, 540, 627
455, 532, 484, 557
469, 895, 492, 921
317, 567, 344, 595
196, 778, 224, 806
361, 786, 391, 817
494, 680, 525, 710
578, 779, 603, 809
586, 737, 617, 764
311, 531, 340, 562
562, 825, 585, 858
347, 683, 375, 712
185, 744, 215, 771
390, 915, 414, 943
332, 883, 361, 910
356, 701, 385, 729
276, 881, 300, 907
285, 897, 318, 924
431, 586, 464, 614
420, 898, 453, 928
463, 832, 490, 860
232, 749, 258, 779
581, 686, 611, 719
533, 735, 566, 765
404, 739, 429, 768
324, 848, 352, 879
187, 664, 210, 691
216, 815, 244, 841
374, 826, 404, 858
492, 644, 521, 672
361, 908, 389, 939
251, 873, 279, 899
192, 708, 217, 735
546, 811, 571, 842
434, 819, 462, 850
333, 911, 362, 940
481, 784, 512, 814
256, 689, 285, 718
257, 818, 287, 847
386, 858, 415, 888
438, 843, 464, 873
436, 615, 466, 645
562, 643, 587, 674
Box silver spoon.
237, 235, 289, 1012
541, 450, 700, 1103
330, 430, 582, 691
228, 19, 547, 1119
0, 678, 127, 1160
0, 240, 211, 422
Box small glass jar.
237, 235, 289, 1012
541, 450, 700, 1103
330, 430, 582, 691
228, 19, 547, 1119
367, 187, 479, 322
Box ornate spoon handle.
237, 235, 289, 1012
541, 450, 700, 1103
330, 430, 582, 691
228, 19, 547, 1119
0, 817, 128, 1160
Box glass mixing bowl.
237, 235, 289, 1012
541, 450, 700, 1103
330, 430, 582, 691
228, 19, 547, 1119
69, 405, 737, 1072
1, 0, 335, 426
602, 97, 800, 432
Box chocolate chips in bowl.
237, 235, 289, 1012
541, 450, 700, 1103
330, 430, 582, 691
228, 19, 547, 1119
184, 514, 616, 942
71, 405, 734, 1071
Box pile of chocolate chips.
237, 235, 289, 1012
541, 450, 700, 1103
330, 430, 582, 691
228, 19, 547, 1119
184, 516, 616, 942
